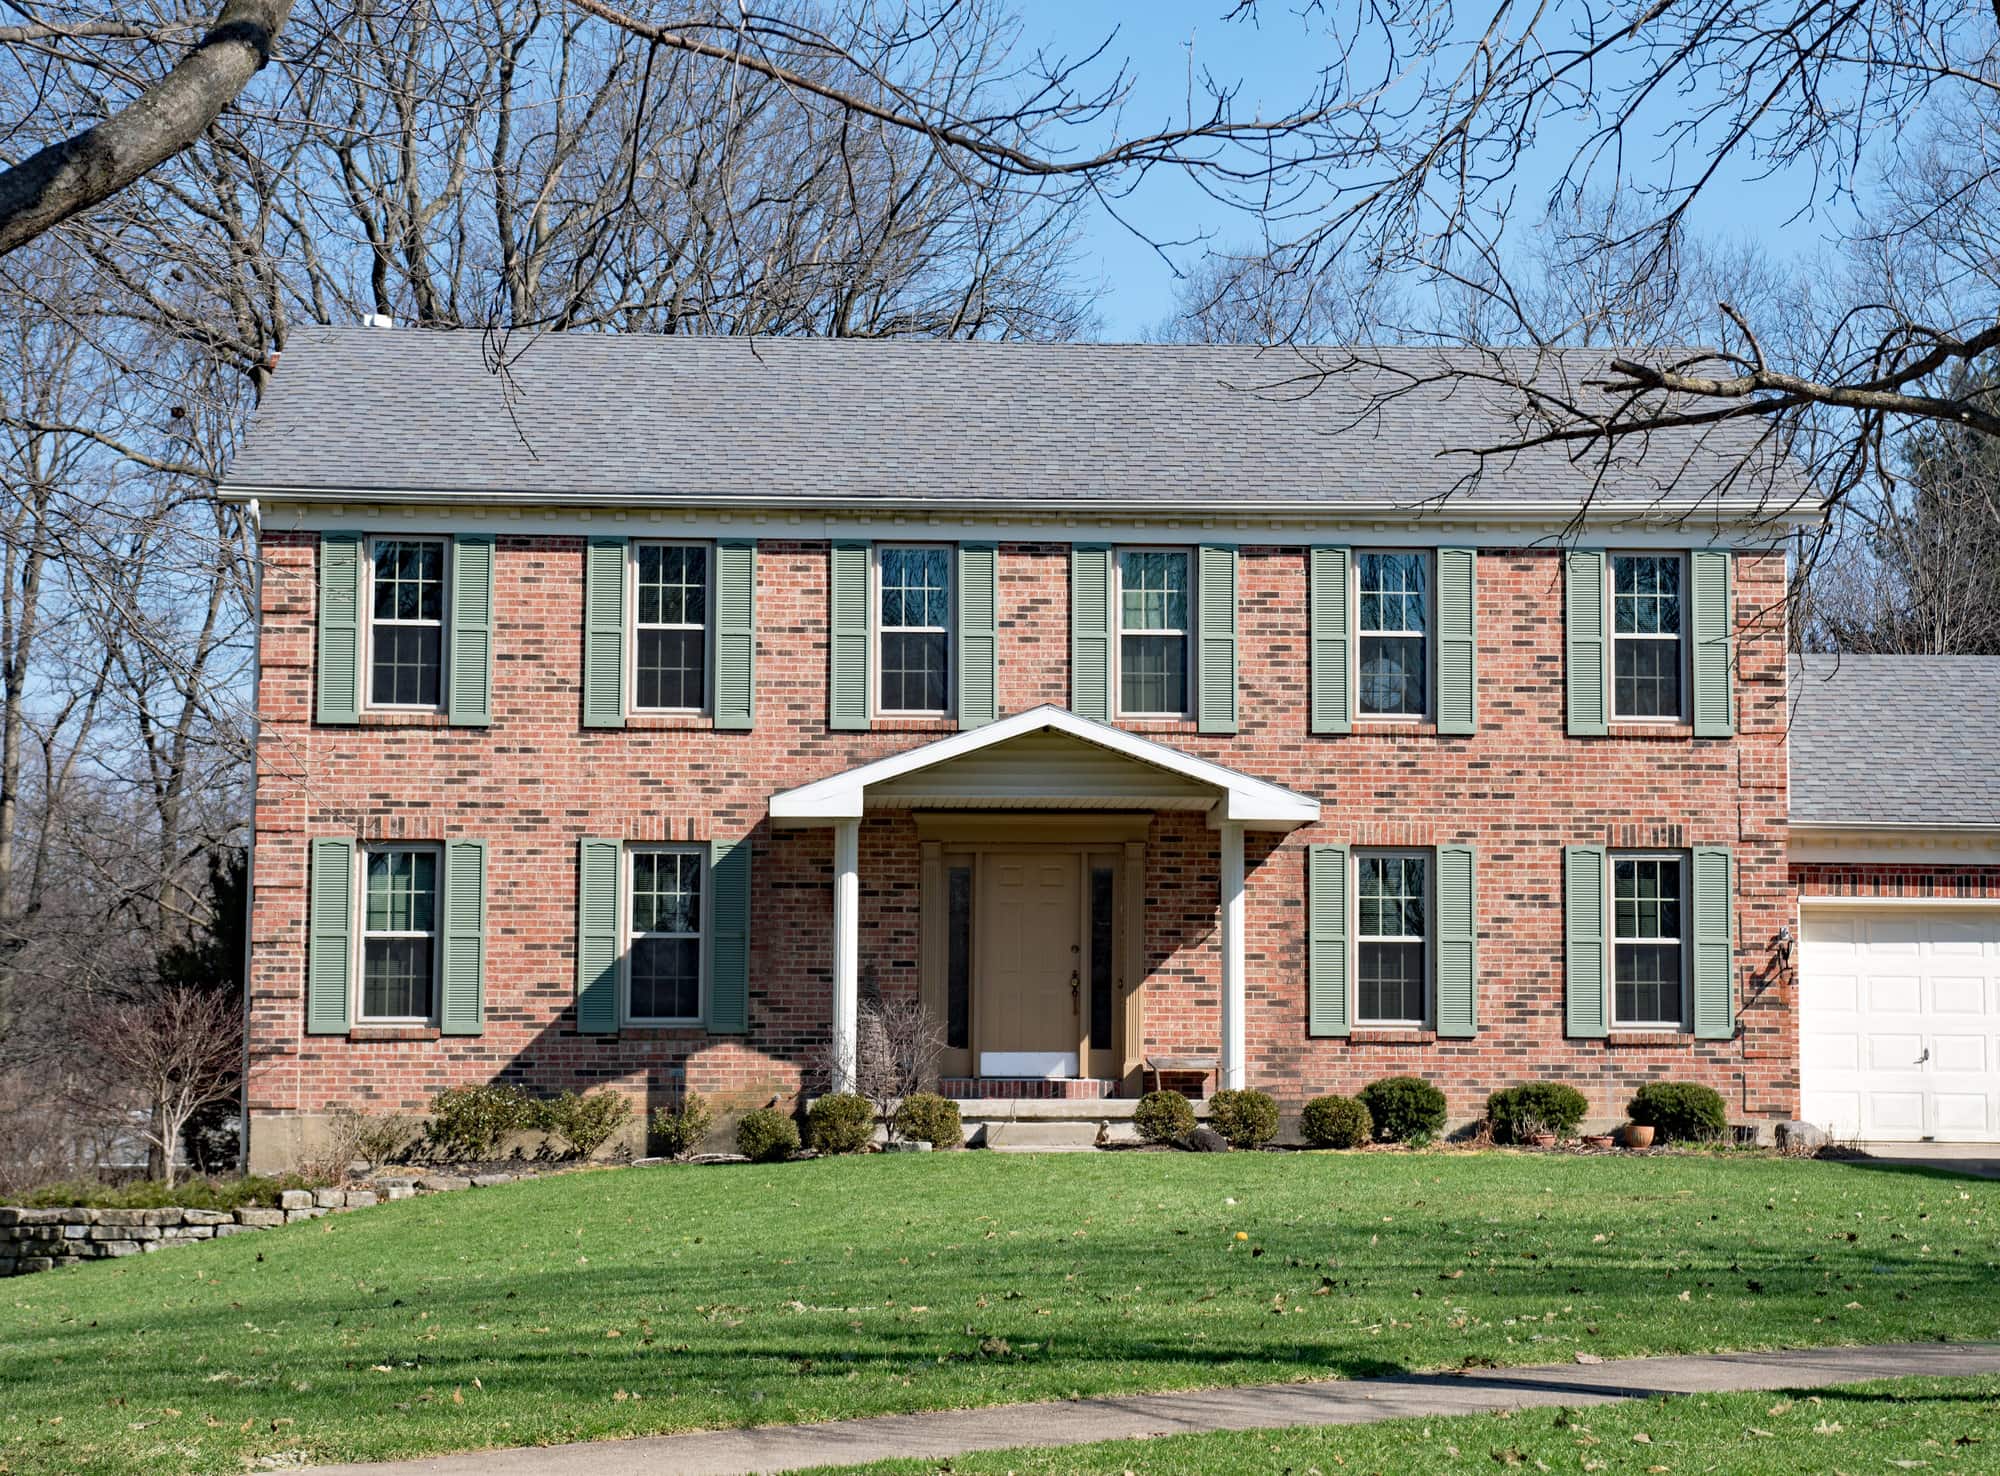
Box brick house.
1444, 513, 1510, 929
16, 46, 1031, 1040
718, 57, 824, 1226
225, 329, 2000, 1167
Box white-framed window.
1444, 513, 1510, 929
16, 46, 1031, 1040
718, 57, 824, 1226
358, 845, 439, 1023
626, 846, 705, 1024
875, 545, 952, 716
1612, 853, 1686, 1028
367, 537, 448, 709
1355, 849, 1430, 1026
1357, 550, 1430, 718
1115, 547, 1192, 718
633, 541, 711, 713
1610, 553, 1685, 720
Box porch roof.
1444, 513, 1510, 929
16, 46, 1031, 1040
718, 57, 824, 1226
768, 706, 1320, 830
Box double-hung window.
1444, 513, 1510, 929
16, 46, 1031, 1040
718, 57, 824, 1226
628, 847, 704, 1023
1356, 850, 1429, 1025
369, 538, 446, 708
877, 546, 951, 715
1611, 554, 1683, 719
1116, 548, 1191, 717
1613, 854, 1685, 1028
1358, 551, 1429, 717
360, 847, 438, 1022
635, 542, 709, 712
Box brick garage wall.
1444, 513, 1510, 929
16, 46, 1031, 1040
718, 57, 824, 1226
249, 535, 1792, 1153
1792, 864, 2000, 900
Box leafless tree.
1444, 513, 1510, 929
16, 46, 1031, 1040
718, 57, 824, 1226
76, 984, 239, 1186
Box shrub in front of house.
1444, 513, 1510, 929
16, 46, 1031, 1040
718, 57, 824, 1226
893, 1093, 964, 1148
1628, 1082, 1729, 1142
1299, 1094, 1373, 1149
1207, 1089, 1280, 1149
1357, 1076, 1448, 1145
650, 1092, 716, 1159
534, 1089, 634, 1159
1485, 1082, 1590, 1143
806, 1093, 877, 1154
20, 1174, 325, 1211
428, 1083, 536, 1161
1133, 1089, 1197, 1144
736, 1108, 801, 1163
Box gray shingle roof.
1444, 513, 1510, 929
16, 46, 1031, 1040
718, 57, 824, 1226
225, 328, 1816, 516
1791, 654, 2000, 829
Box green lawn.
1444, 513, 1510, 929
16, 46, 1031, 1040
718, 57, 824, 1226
2, 1152, 1996, 1475
800, 1375, 2000, 1475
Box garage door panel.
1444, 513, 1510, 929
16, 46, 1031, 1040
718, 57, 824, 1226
1802, 1032, 1858, 1070
1867, 975, 1921, 1012
1931, 975, 1988, 1014
1867, 1093, 1925, 1135
1932, 1034, 1988, 1073
1929, 919, 1993, 953
1931, 1095, 1990, 1136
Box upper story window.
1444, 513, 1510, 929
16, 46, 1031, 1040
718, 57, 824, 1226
628, 846, 704, 1024
1358, 551, 1429, 718
1116, 548, 1191, 718
361, 846, 437, 1022
1613, 853, 1684, 1028
877, 545, 952, 715
1356, 850, 1429, 1025
1611, 554, 1683, 720
369, 538, 446, 708
634, 542, 709, 712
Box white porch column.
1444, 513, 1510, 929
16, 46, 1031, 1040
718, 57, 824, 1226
1219, 820, 1246, 1091
831, 818, 861, 1093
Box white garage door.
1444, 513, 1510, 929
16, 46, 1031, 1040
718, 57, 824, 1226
1801, 906, 2000, 1142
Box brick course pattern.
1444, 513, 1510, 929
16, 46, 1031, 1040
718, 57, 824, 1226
1792, 864, 2000, 900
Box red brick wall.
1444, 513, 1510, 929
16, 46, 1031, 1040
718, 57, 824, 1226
249, 534, 1794, 1136
1792, 864, 2000, 900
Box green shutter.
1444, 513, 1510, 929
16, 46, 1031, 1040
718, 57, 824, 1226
1565, 549, 1608, 736
306, 837, 354, 1035
449, 535, 494, 727
575, 837, 621, 1033
707, 836, 751, 1034
1309, 547, 1350, 735
829, 541, 871, 730
1070, 545, 1112, 721
957, 543, 999, 728
1196, 544, 1238, 734
1437, 548, 1477, 735
714, 540, 756, 730
315, 532, 363, 725
582, 538, 626, 729
1307, 843, 1350, 1037
1563, 844, 1609, 1038
1690, 550, 1734, 737
1435, 844, 1477, 1037
439, 839, 487, 1035
1691, 845, 1735, 1039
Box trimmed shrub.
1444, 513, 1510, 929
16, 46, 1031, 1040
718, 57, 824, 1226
1207, 1089, 1280, 1149
428, 1083, 535, 1161
21, 1174, 324, 1210
535, 1089, 634, 1159
650, 1092, 715, 1159
328, 1109, 417, 1167
1485, 1082, 1590, 1143
806, 1093, 877, 1154
1628, 1081, 1729, 1143
893, 1092, 964, 1148
1357, 1075, 1448, 1145
1299, 1094, 1372, 1149
1133, 1089, 1197, 1144
736, 1108, 801, 1163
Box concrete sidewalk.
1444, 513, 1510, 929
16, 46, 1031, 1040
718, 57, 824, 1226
308, 1340, 2000, 1476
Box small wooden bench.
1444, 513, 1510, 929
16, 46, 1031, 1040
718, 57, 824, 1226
1143, 1054, 1220, 1098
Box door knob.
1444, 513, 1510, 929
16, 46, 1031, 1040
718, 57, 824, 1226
1917, 1047, 1931, 1065
1070, 971, 1081, 1014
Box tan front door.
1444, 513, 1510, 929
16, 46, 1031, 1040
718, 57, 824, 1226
980, 853, 1083, 1064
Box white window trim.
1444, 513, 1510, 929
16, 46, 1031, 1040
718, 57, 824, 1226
628, 540, 714, 716
1607, 551, 1689, 724
1112, 545, 1196, 720
871, 543, 956, 719
1353, 847, 1433, 1028
363, 535, 451, 714
353, 843, 442, 1026
1609, 849, 1690, 1031
622, 843, 708, 1027
1353, 548, 1433, 723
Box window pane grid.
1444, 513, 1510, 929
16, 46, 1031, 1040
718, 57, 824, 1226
879, 547, 950, 713
370, 539, 444, 707
636, 545, 708, 711
1118, 550, 1190, 715
1613, 856, 1684, 1027
1612, 555, 1682, 718
1358, 552, 1428, 716
1357, 852, 1427, 1024
361, 849, 436, 1021
630, 849, 702, 1021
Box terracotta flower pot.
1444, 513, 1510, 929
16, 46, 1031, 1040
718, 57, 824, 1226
1618, 1124, 1656, 1148
1581, 1134, 1616, 1150
1526, 1131, 1558, 1148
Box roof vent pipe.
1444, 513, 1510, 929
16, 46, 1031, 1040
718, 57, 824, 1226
362, 313, 394, 329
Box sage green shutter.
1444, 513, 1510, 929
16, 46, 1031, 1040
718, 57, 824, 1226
439, 839, 487, 1035
448, 535, 494, 727
829, 541, 871, 730
1690, 550, 1734, 737
1070, 545, 1112, 721
1691, 845, 1735, 1039
306, 837, 354, 1035
1307, 843, 1350, 1037
1436, 548, 1477, 735
1564, 549, 1608, 736
1309, 547, 1351, 735
582, 538, 626, 729
957, 543, 999, 728
1563, 844, 1609, 1038
1196, 544, 1238, 734
1435, 844, 1477, 1037
707, 836, 751, 1034
575, 837, 621, 1033
714, 540, 756, 730
315, 532, 363, 725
